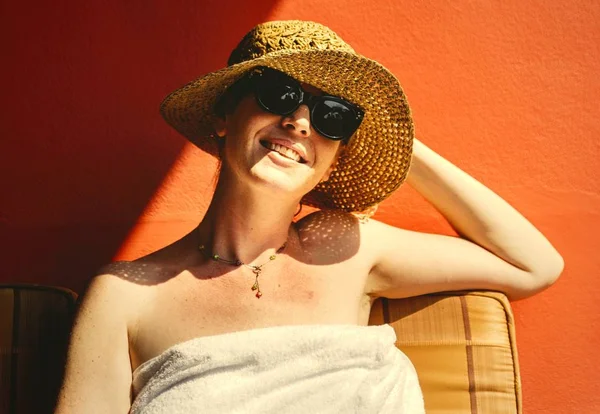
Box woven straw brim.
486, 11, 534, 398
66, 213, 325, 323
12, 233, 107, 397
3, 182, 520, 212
160, 49, 414, 213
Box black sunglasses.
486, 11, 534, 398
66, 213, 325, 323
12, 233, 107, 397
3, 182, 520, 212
245, 66, 364, 142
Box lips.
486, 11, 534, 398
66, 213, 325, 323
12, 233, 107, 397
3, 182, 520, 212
259, 139, 308, 164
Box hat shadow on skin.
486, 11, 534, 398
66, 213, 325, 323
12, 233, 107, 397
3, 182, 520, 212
96, 210, 361, 287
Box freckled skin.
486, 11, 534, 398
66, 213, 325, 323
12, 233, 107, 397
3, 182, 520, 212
124, 209, 372, 372
113, 95, 369, 372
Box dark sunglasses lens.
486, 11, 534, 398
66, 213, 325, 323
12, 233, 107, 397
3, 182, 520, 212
312, 100, 359, 140
256, 77, 301, 115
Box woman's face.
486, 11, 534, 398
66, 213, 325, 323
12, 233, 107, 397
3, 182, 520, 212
214, 84, 342, 198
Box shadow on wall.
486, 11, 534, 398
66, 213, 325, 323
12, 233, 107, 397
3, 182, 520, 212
1, 0, 281, 293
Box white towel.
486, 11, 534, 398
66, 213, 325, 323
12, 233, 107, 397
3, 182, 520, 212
129, 324, 424, 413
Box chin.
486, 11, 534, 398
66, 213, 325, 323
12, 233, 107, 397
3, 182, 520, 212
249, 164, 317, 197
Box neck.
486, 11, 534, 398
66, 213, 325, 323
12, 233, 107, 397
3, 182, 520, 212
196, 171, 300, 266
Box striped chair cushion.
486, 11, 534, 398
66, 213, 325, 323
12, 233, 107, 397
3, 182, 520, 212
369, 291, 522, 414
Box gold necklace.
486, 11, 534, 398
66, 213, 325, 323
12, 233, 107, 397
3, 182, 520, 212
198, 242, 287, 298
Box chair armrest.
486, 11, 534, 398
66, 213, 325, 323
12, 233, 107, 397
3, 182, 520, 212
0, 284, 78, 414
369, 291, 522, 414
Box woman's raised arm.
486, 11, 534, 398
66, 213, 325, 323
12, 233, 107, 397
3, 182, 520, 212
363, 138, 564, 301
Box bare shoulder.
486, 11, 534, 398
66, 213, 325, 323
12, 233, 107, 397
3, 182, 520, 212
77, 264, 154, 322
55, 270, 146, 413
294, 210, 380, 266
295, 210, 360, 248
294, 211, 412, 260
295, 211, 396, 245
295, 209, 360, 231
81, 259, 183, 328
96, 260, 181, 286
80, 269, 146, 315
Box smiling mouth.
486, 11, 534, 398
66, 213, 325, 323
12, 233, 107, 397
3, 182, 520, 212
260, 140, 307, 164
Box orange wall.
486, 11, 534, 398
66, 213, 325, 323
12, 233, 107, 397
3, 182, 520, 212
2, 1, 599, 412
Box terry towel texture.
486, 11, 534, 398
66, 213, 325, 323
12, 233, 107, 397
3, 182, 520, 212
130, 324, 424, 413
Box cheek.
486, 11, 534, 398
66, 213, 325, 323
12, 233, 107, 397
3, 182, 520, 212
317, 141, 342, 167
225, 98, 273, 140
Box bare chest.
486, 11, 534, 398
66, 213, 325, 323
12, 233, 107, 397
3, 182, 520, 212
129, 258, 374, 372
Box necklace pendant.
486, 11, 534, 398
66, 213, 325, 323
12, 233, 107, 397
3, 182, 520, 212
198, 237, 288, 301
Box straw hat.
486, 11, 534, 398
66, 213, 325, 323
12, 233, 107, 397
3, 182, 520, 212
160, 20, 414, 214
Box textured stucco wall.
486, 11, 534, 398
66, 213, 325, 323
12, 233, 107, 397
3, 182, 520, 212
2, 1, 599, 412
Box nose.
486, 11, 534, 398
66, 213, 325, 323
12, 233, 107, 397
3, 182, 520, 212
281, 104, 311, 137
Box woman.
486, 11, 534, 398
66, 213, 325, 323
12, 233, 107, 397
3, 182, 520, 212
55, 20, 563, 413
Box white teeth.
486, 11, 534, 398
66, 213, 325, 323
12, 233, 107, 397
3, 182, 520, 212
265, 142, 302, 163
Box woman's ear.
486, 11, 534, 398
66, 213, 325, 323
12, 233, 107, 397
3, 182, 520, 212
320, 144, 345, 183
320, 165, 335, 183
214, 117, 227, 138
